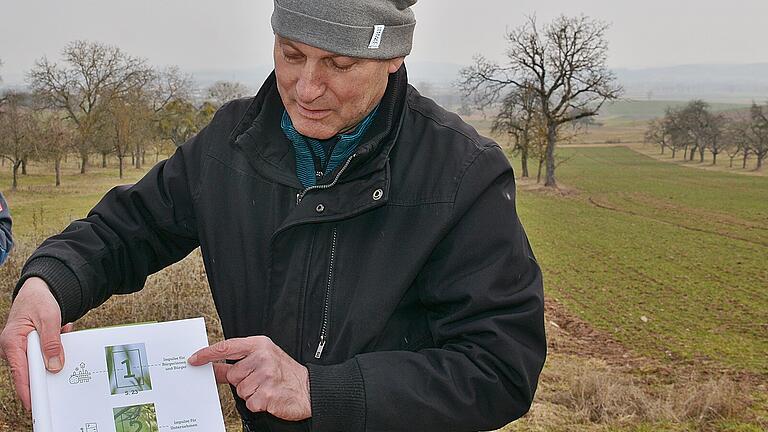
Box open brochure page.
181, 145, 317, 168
27, 317, 226, 432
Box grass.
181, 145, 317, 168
514, 146, 767, 374
1, 141, 767, 431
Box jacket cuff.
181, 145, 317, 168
307, 358, 366, 432
13, 257, 83, 325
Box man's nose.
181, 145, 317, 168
295, 63, 326, 103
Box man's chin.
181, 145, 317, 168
293, 120, 338, 140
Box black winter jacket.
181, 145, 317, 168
17, 66, 546, 432
0, 192, 12, 265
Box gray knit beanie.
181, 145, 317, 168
271, 0, 417, 60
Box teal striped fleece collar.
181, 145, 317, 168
281, 105, 379, 188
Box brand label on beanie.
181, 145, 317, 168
369, 25, 386, 49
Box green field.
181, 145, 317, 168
1, 145, 766, 431
512, 146, 767, 374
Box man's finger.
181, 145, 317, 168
38, 320, 64, 373
212, 362, 232, 385
188, 339, 255, 365
245, 391, 268, 414
61, 323, 75, 334
4, 345, 31, 411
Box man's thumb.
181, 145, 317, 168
39, 322, 65, 373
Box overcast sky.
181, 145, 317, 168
1, 0, 767, 84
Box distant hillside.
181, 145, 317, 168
615, 63, 768, 103
598, 99, 750, 121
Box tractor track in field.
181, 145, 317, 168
587, 196, 768, 248
544, 298, 768, 385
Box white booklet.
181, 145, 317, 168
27, 317, 226, 432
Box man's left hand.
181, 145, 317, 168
188, 336, 311, 421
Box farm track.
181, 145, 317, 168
544, 297, 768, 384
587, 196, 768, 248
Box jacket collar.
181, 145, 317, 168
230, 65, 409, 191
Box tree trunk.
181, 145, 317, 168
536, 158, 544, 184
135, 143, 142, 169
699, 146, 705, 163
758, 154, 765, 170
672, 148, 677, 158
55, 158, 62, 187
12, 160, 21, 190
142, 151, 146, 165
683, 146, 688, 160
80, 153, 89, 174
131, 152, 135, 165
520, 147, 529, 178
712, 152, 718, 165
544, 124, 557, 188
729, 156, 734, 168
119, 156, 124, 179
660, 144, 665, 155
689, 145, 696, 161
21, 159, 27, 175
102, 152, 108, 168
743, 152, 749, 169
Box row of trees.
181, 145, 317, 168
645, 100, 768, 169
0, 42, 253, 189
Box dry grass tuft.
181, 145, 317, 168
529, 357, 758, 431
548, 360, 654, 424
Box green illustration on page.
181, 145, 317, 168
106, 343, 153, 395
113, 403, 159, 432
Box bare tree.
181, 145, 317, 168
206, 81, 251, 108
706, 113, 726, 165
460, 15, 623, 187
662, 107, 693, 159
0, 92, 36, 189
491, 84, 542, 178
724, 119, 750, 168
28, 40, 153, 173
645, 118, 671, 155
36, 112, 76, 186
104, 89, 154, 178
678, 100, 715, 163
747, 102, 768, 170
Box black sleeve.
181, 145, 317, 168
308, 146, 547, 432
0, 192, 12, 265
13, 123, 212, 324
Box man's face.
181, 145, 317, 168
274, 35, 404, 140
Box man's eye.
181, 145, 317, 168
284, 53, 303, 63
331, 61, 354, 71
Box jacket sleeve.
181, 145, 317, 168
0, 192, 12, 266
13, 124, 212, 324
308, 145, 547, 432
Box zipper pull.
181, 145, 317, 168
296, 193, 302, 205
315, 337, 326, 359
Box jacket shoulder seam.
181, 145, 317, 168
406, 94, 488, 152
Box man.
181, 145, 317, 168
0, 1, 546, 431
0, 191, 12, 266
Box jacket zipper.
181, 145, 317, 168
296, 154, 357, 205
315, 227, 338, 359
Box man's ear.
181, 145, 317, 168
388, 57, 405, 74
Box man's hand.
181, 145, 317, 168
188, 336, 311, 421
0, 277, 73, 411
